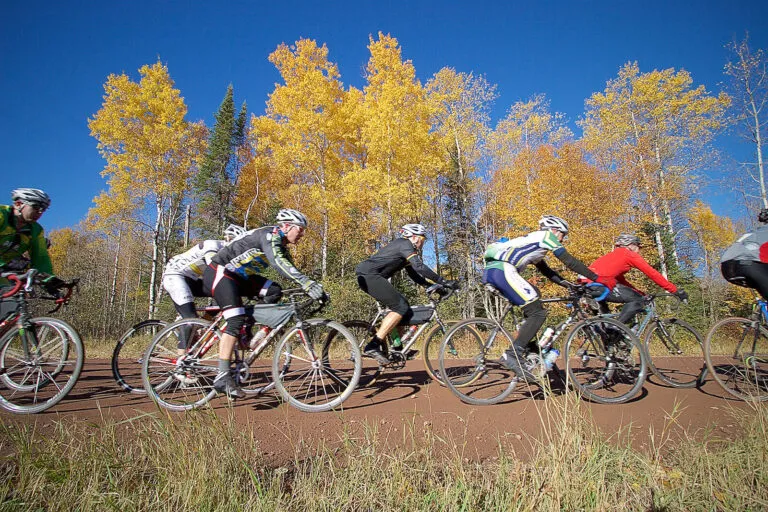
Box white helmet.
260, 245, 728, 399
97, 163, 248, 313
223, 224, 246, 240
538, 215, 569, 234
400, 223, 427, 238
615, 234, 642, 247
275, 208, 308, 228
12, 188, 51, 210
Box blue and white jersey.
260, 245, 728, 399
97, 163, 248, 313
484, 230, 563, 271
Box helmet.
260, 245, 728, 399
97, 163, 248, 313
759, 208, 768, 224
275, 208, 308, 228
400, 223, 427, 238
615, 234, 642, 247
538, 215, 569, 234
12, 188, 51, 210
223, 224, 246, 240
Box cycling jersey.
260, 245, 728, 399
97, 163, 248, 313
164, 240, 226, 279
484, 231, 563, 271
210, 226, 310, 287
588, 247, 677, 294
355, 237, 443, 286
0, 205, 52, 274
721, 224, 768, 264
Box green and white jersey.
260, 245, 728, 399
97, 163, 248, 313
484, 230, 563, 271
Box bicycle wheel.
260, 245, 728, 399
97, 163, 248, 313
0, 317, 84, 414
704, 317, 768, 402
275, 319, 361, 412
111, 319, 167, 394
238, 330, 284, 396
422, 321, 452, 385
438, 318, 518, 405
564, 317, 647, 404
141, 318, 219, 411
339, 320, 380, 387
644, 318, 704, 388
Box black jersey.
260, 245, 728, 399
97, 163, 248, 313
355, 238, 443, 286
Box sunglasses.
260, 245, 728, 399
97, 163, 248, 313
24, 202, 47, 213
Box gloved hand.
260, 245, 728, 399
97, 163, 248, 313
443, 279, 460, 290
302, 280, 325, 301
40, 274, 66, 297
595, 275, 617, 290
675, 289, 689, 301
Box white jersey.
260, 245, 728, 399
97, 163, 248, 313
164, 240, 226, 280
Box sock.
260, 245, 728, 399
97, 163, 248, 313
218, 358, 230, 374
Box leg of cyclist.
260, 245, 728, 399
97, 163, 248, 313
357, 274, 409, 365
482, 265, 544, 381
722, 260, 768, 301
602, 284, 645, 325
202, 264, 247, 399
162, 274, 201, 356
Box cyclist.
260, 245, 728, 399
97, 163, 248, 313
1, 188, 53, 275
356, 223, 458, 364
162, 224, 246, 322
587, 233, 687, 324
720, 208, 768, 300
202, 209, 325, 398
482, 215, 613, 380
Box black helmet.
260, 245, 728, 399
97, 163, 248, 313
759, 208, 768, 224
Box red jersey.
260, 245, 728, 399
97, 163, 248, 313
588, 247, 677, 294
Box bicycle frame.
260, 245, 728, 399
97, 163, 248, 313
366, 301, 449, 355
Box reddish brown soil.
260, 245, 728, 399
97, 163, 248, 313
0, 358, 749, 465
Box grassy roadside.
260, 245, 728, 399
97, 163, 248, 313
1, 398, 766, 511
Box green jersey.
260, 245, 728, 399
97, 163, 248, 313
0, 205, 53, 274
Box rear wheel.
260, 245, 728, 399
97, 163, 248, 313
438, 318, 518, 405
644, 318, 704, 388
111, 319, 167, 394
564, 317, 646, 404
141, 318, 219, 411
704, 317, 768, 402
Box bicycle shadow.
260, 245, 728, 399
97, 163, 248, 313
342, 369, 432, 409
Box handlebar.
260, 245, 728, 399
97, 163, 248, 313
425, 283, 458, 304
1, 269, 38, 298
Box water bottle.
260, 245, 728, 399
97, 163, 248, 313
543, 348, 560, 371
391, 330, 403, 349
401, 325, 419, 343
538, 327, 555, 348
249, 326, 271, 349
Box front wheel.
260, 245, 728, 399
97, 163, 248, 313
644, 318, 704, 388
141, 318, 219, 411
438, 318, 518, 405
275, 319, 361, 412
0, 317, 84, 414
112, 319, 167, 394
704, 317, 768, 402
564, 317, 647, 404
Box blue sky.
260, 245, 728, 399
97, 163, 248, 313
2, 0, 767, 231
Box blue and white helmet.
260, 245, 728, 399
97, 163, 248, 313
223, 224, 246, 240
400, 223, 427, 238
276, 208, 308, 228
538, 215, 569, 234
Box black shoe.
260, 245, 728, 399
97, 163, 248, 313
363, 341, 390, 365
499, 349, 537, 382
213, 372, 245, 399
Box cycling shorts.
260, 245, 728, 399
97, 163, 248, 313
722, 260, 768, 301
481, 265, 539, 306
162, 274, 206, 305
202, 263, 276, 312
356, 274, 410, 316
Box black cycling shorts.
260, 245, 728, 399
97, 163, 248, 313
202, 264, 276, 310
722, 260, 768, 301
357, 274, 410, 316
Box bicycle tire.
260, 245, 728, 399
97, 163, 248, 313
438, 318, 518, 405
644, 318, 704, 388
275, 318, 361, 412
0, 317, 84, 414
704, 317, 768, 402
238, 330, 287, 396
340, 320, 381, 387
564, 316, 647, 404
141, 318, 219, 411
111, 319, 167, 394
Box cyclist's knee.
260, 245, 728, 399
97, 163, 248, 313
174, 301, 197, 319
222, 307, 247, 337
522, 300, 547, 320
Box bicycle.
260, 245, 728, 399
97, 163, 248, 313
141, 289, 362, 412
0, 269, 82, 414
704, 295, 768, 402
624, 293, 704, 388
111, 305, 220, 394
438, 284, 646, 405
338, 283, 461, 387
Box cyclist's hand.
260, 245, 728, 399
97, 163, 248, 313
40, 274, 66, 297
674, 289, 689, 302
443, 279, 460, 291
302, 280, 325, 301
